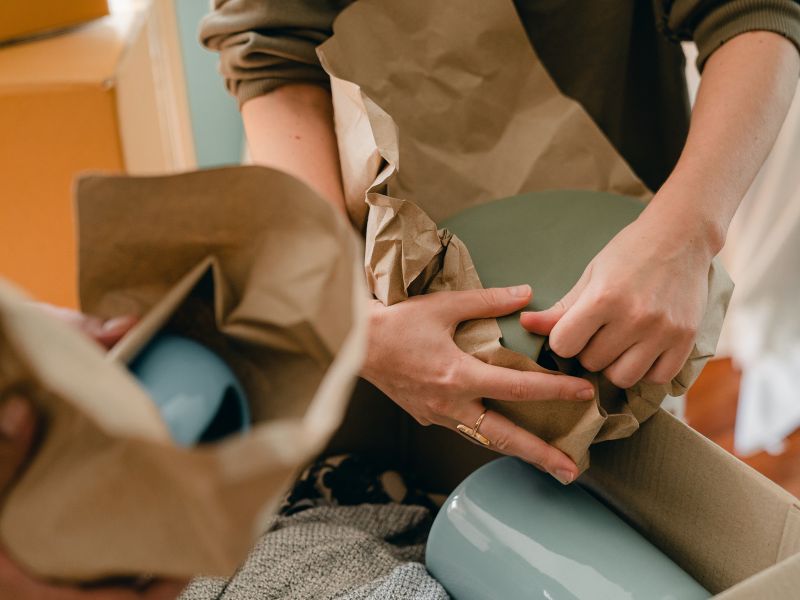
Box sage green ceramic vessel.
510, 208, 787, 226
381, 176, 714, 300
426, 457, 710, 600
441, 190, 644, 361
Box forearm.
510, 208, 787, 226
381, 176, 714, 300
643, 31, 800, 254
242, 85, 347, 214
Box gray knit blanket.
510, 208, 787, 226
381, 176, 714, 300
179, 456, 449, 600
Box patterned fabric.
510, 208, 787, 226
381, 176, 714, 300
281, 454, 443, 515
179, 455, 449, 600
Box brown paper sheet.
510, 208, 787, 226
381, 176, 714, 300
0, 166, 367, 581
317, 0, 733, 471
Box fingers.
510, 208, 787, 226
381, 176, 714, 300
0, 395, 37, 493
84, 316, 139, 350
519, 303, 563, 336
460, 354, 595, 401
576, 323, 636, 372
518, 267, 591, 337
643, 340, 695, 386
602, 336, 693, 389
34, 304, 137, 349
450, 403, 578, 484
544, 292, 611, 358
602, 342, 664, 389
430, 285, 532, 324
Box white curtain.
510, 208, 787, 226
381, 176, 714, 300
685, 43, 800, 455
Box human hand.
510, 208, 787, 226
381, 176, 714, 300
34, 304, 137, 349
0, 395, 186, 599
0, 312, 185, 599
361, 285, 596, 484
1, 305, 136, 484
520, 213, 712, 389
1, 304, 135, 486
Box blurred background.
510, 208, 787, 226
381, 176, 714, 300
1, 0, 799, 493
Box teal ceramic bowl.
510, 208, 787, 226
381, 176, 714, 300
130, 334, 250, 446
426, 457, 709, 600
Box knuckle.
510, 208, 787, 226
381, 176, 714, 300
644, 371, 672, 385
653, 362, 682, 385
548, 334, 574, 358
590, 288, 620, 310
552, 298, 569, 313
433, 358, 463, 391
508, 377, 529, 401
655, 313, 673, 330
578, 354, 603, 373
548, 336, 565, 356
493, 432, 514, 453
478, 288, 501, 311
629, 305, 656, 326
425, 396, 451, 416
413, 414, 434, 426
679, 322, 699, 341
605, 368, 637, 390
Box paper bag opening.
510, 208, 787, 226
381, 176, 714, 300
0, 166, 368, 582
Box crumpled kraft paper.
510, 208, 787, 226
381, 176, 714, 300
0, 166, 368, 581
317, 0, 733, 471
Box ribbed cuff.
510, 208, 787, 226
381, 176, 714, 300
694, 0, 800, 71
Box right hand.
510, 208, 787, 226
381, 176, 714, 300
361, 285, 595, 484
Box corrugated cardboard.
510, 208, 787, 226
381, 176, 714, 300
0, 166, 368, 581
0, 0, 108, 44
327, 386, 800, 598
583, 410, 800, 596
0, 7, 187, 308
312, 0, 799, 595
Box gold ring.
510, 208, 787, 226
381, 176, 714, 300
457, 409, 491, 446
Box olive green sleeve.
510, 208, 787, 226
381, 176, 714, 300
199, 0, 352, 108
656, 0, 800, 71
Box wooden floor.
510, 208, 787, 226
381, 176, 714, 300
686, 358, 800, 498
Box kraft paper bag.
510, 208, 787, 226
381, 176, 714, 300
317, 0, 733, 471
0, 166, 368, 581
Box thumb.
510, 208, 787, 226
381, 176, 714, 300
432, 285, 533, 324
86, 315, 139, 349
520, 269, 591, 335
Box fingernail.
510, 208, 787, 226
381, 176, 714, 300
102, 315, 135, 332
0, 396, 29, 438
577, 388, 595, 400
507, 284, 531, 298
554, 469, 574, 485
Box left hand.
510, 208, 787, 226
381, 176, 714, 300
0, 305, 186, 600
0, 396, 186, 600
33, 304, 138, 350
520, 211, 713, 389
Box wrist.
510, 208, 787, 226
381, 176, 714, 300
642, 184, 728, 258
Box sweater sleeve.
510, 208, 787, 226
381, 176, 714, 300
656, 0, 800, 71
199, 0, 352, 108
